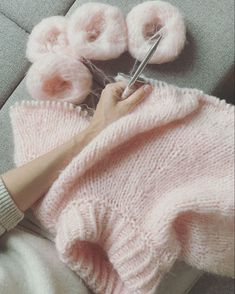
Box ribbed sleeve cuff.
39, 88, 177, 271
0, 177, 24, 236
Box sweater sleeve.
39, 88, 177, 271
0, 176, 24, 237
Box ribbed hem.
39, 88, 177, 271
55, 200, 179, 294
0, 177, 24, 233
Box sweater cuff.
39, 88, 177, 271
0, 176, 24, 235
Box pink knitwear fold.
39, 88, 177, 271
9, 80, 234, 294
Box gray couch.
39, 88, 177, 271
0, 0, 234, 293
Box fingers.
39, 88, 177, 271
120, 84, 153, 109
105, 81, 128, 91
102, 81, 128, 101
102, 81, 153, 110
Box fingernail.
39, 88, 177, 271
143, 84, 153, 94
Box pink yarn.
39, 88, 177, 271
26, 16, 70, 63
25, 53, 92, 104
67, 2, 128, 60
9, 79, 234, 293
127, 1, 186, 64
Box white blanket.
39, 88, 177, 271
0, 224, 202, 294
0, 227, 90, 294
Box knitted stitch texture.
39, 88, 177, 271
9, 80, 234, 294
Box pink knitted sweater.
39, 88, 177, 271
9, 80, 234, 294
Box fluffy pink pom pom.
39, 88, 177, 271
67, 2, 127, 60
127, 1, 186, 64
26, 54, 92, 104
26, 16, 70, 63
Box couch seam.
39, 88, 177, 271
0, 69, 29, 111
183, 272, 204, 294
0, 0, 77, 34
0, 11, 29, 33
64, 0, 77, 15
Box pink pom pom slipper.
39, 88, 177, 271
24, 1, 187, 105
25, 53, 92, 104
67, 2, 128, 61
126, 0, 186, 64
26, 16, 71, 63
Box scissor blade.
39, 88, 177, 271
128, 34, 162, 87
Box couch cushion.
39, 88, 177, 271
0, 13, 29, 108
66, 0, 234, 95
0, 0, 75, 33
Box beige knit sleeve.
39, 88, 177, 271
0, 176, 24, 237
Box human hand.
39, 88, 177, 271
89, 81, 153, 130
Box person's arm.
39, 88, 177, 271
0, 81, 152, 233
0, 122, 104, 213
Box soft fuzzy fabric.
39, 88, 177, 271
0, 228, 90, 294
9, 79, 234, 294
67, 2, 128, 60
126, 1, 186, 64
26, 16, 70, 63
25, 53, 92, 104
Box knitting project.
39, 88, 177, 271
9, 80, 234, 294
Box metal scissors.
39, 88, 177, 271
121, 31, 163, 100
